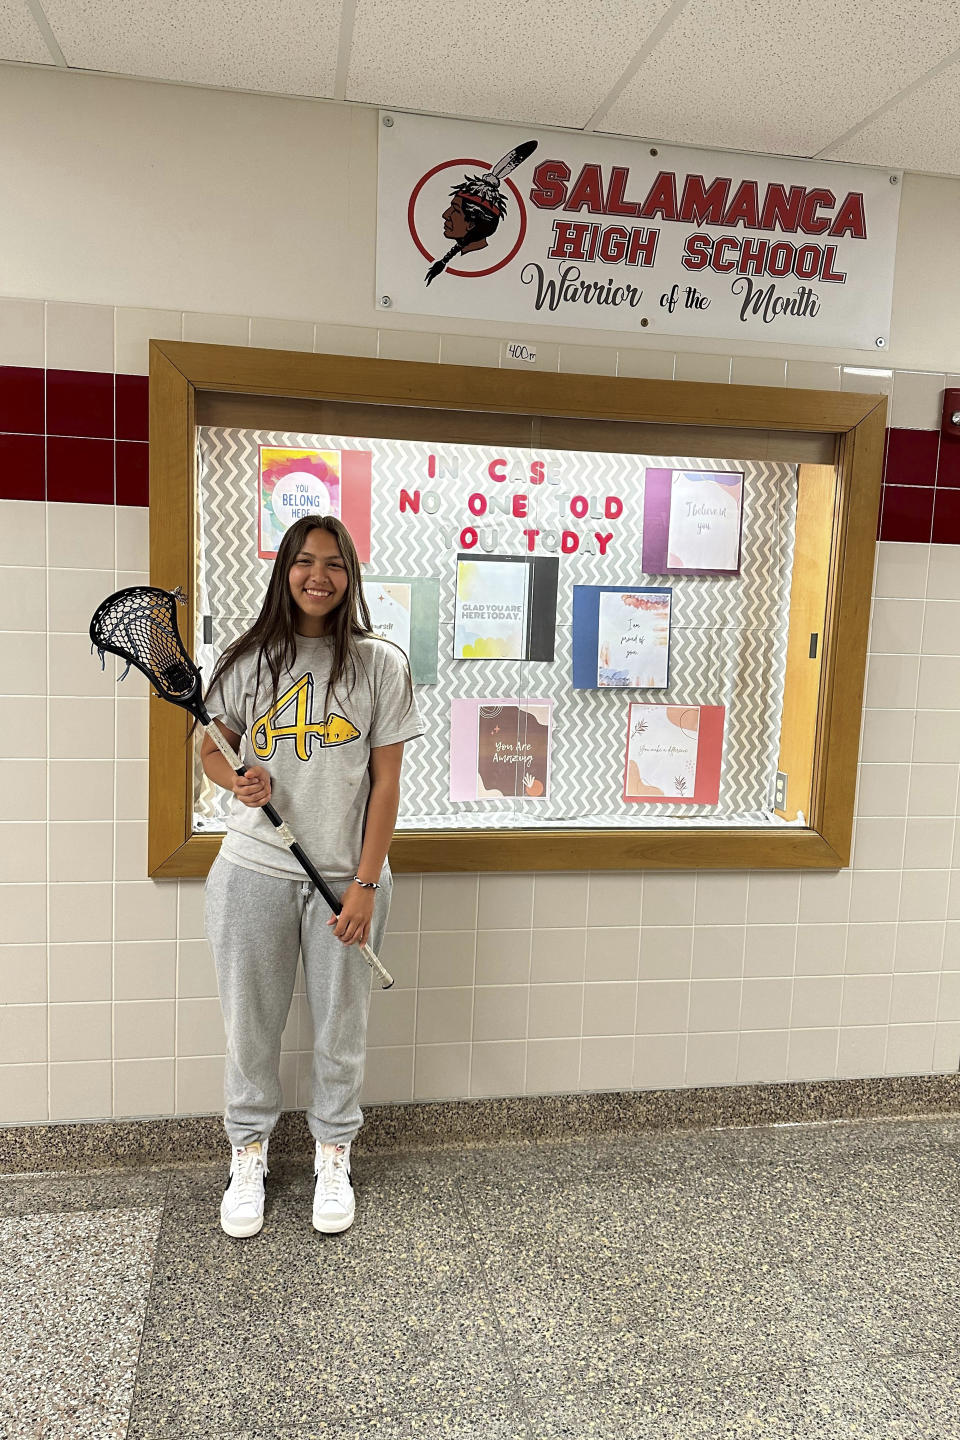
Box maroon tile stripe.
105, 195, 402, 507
0, 367, 956, 540
0, 366, 147, 506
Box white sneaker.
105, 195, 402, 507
312, 1140, 355, 1234
220, 1138, 269, 1238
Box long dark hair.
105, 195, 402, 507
205, 514, 411, 720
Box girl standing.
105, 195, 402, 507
200, 515, 422, 1238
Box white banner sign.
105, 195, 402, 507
376, 113, 902, 352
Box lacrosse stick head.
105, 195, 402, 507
90, 586, 208, 722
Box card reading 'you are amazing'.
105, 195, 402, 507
642, 469, 744, 575
623, 704, 725, 804
449, 699, 554, 801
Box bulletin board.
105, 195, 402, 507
145, 341, 886, 877
193, 428, 796, 834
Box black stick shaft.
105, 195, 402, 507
198, 703, 348, 920
224, 749, 392, 988
254, 793, 343, 916
199, 716, 387, 967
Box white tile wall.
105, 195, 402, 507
45, 302, 115, 372
927, 549, 960, 604
315, 323, 379, 359
615, 349, 675, 381
378, 329, 441, 364
785, 360, 841, 391
890, 370, 946, 430
674, 353, 732, 384
439, 334, 501, 369
249, 317, 315, 353
559, 345, 617, 377
114, 308, 182, 375
181, 313, 249, 346
1, 304, 958, 1123
0, 299, 44, 367
841, 366, 894, 398
731, 357, 787, 388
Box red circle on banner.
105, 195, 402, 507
407, 158, 527, 279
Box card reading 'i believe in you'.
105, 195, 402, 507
641, 469, 744, 575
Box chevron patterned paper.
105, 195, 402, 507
194, 427, 797, 833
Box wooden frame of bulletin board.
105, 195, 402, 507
147, 340, 886, 878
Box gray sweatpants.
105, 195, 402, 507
204, 853, 393, 1147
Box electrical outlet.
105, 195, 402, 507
774, 771, 787, 809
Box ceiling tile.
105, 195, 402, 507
41, 0, 342, 96
0, 0, 56, 63
600, 0, 960, 158
347, 0, 675, 128
824, 59, 960, 175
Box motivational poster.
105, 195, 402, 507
642, 469, 744, 575
572, 586, 671, 689
452, 553, 559, 661
363, 574, 441, 684
366, 581, 412, 657
258, 447, 372, 561
454, 558, 528, 659
623, 703, 725, 804
449, 697, 553, 801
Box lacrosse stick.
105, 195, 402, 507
90, 585, 394, 988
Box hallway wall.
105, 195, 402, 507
0, 66, 958, 1124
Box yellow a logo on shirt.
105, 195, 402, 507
251, 673, 360, 762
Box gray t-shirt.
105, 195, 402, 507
206, 634, 423, 881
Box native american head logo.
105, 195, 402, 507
423, 140, 538, 286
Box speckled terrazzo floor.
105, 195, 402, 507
4, 1115, 960, 1439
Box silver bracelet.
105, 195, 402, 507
352, 875, 380, 890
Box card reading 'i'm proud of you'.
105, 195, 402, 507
572, 586, 672, 689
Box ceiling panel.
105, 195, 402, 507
41, 0, 343, 96
0, 0, 55, 63
600, 0, 960, 159
346, 0, 675, 129
825, 59, 960, 174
